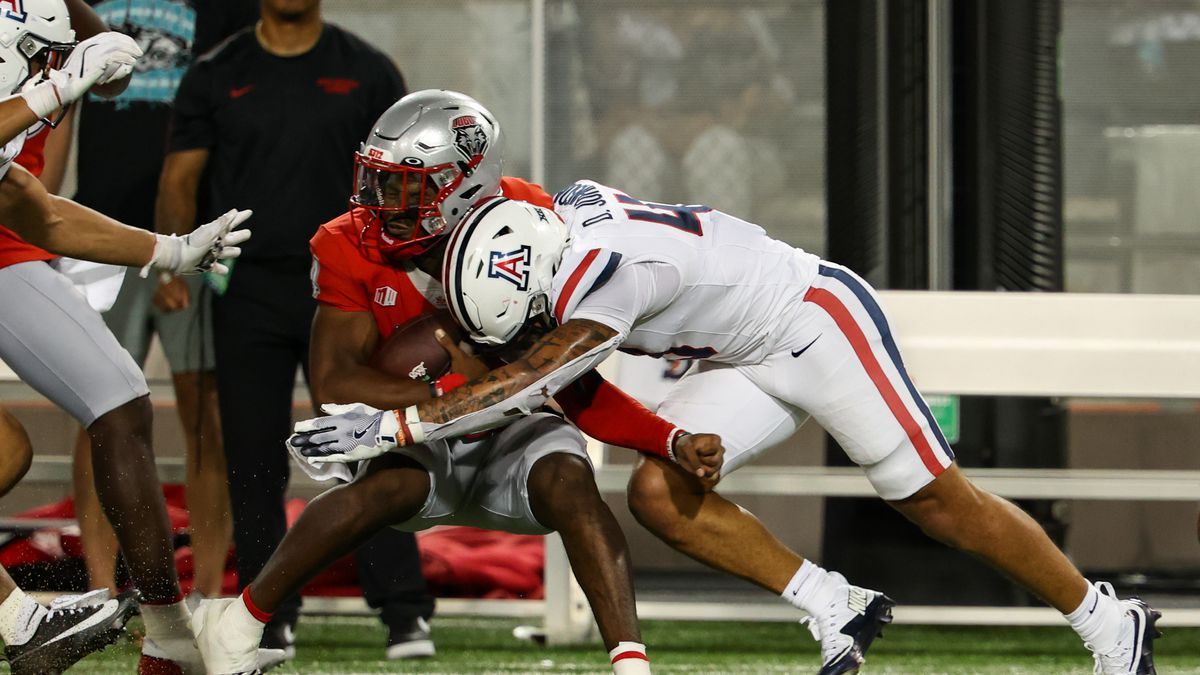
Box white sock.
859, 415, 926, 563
142, 600, 192, 645
609, 641, 650, 674
0, 589, 45, 646
782, 560, 838, 615
1065, 582, 1123, 652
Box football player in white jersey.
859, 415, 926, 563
0, 2, 251, 672
295, 184, 1161, 674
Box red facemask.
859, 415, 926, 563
349, 151, 477, 262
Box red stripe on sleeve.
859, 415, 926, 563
554, 371, 675, 457
554, 249, 600, 323
611, 651, 650, 663
804, 286, 945, 477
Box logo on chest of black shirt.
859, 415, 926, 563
316, 77, 360, 95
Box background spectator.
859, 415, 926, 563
156, 0, 434, 661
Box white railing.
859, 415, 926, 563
4, 291, 1199, 633
539, 290, 1200, 640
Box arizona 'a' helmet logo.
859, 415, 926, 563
451, 114, 489, 160
488, 245, 531, 291
0, 0, 26, 22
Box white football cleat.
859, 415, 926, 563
191, 597, 283, 675
1088, 583, 1161, 675
800, 572, 895, 675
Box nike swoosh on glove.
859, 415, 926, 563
17, 33, 142, 120
144, 208, 252, 277
287, 403, 403, 463
64, 32, 143, 85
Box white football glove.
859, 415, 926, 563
143, 208, 252, 277
63, 32, 142, 86
288, 403, 407, 464
18, 32, 142, 118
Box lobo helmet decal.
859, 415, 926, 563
451, 114, 489, 161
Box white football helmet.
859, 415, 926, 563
351, 89, 503, 260
442, 197, 569, 346
0, 0, 74, 94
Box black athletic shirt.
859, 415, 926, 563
168, 24, 406, 262
74, 0, 259, 230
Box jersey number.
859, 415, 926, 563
616, 194, 709, 236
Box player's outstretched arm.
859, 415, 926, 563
411, 317, 620, 427
290, 319, 622, 462
0, 162, 250, 273
0, 162, 156, 263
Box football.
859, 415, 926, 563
369, 313, 457, 382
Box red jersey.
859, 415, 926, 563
0, 127, 55, 270
310, 177, 554, 339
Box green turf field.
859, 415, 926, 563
55, 615, 1200, 674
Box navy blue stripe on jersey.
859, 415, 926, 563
589, 251, 623, 296
450, 197, 508, 333
816, 265, 955, 461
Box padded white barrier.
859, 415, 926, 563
884, 291, 1200, 398
539, 290, 1200, 639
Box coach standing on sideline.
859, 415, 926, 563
155, 0, 435, 663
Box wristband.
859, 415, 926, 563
397, 405, 426, 446
667, 428, 688, 463
433, 372, 467, 396
18, 80, 62, 120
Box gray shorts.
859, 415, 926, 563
104, 267, 215, 372
0, 261, 149, 427
381, 413, 591, 535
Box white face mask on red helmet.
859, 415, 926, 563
441, 197, 570, 346
350, 89, 504, 261
0, 0, 74, 95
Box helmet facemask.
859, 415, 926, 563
14, 31, 76, 127
350, 150, 475, 260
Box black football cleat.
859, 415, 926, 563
6, 589, 138, 674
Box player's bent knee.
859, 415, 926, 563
527, 453, 599, 525
890, 484, 981, 551
0, 408, 32, 497
627, 457, 689, 532
87, 394, 152, 441
355, 453, 433, 524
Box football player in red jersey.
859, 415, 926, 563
192, 90, 722, 675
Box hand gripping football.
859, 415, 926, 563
369, 313, 458, 382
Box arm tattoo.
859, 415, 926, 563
415, 319, 617, 424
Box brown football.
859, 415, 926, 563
369, 313, 457, 382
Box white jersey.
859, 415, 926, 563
549, 180, 820, 365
